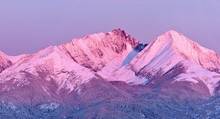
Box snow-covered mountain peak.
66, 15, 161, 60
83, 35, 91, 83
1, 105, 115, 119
1, 29, 220, 106
0, 51, 7, 58
156, 30, 218, 56
0, 29, 140, 94
59, 29, 139, 72
155, 30, 199, 52
0, 51, 12, 73
115, 30, 220, 96
73, 28, 138, 48
131, 30, 220, 72
166, 30, 220, 69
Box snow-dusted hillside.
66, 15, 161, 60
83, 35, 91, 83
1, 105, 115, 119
0, 51, 12, 73
111, 30, 220, 98
1, 29, 220, 118
0, 29, 139, 104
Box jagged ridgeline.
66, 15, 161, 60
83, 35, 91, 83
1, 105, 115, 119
0, 29, 220, 118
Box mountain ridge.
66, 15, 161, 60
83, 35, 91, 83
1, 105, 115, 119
1, 29, 220, 118
102, 30, 220, 98
0, 29, 220, 100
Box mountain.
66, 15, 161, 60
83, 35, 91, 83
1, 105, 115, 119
112, 30, 220, 99
0, 29, 220, 119
0, 29, 139, 104
0, 51, 12, 73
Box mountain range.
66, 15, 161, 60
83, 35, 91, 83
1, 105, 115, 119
1, 29, 220, 119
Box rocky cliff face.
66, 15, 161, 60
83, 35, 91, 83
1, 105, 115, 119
109, 31, 220, 97
60, 28, 138, 72
0, 51, 12, 73
0, 29, 220, 118
0, 29, 139, 104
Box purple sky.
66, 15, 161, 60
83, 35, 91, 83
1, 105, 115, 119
0, 0, 220, 55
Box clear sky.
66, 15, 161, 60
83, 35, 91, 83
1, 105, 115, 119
0, 0, 220, 55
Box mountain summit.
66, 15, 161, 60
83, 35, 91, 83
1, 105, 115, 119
112, 30, 220, 98
59, 28, 138, 72
0, 51, 12, 73
0, 29, 220, 118
131, 30, 220, 72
